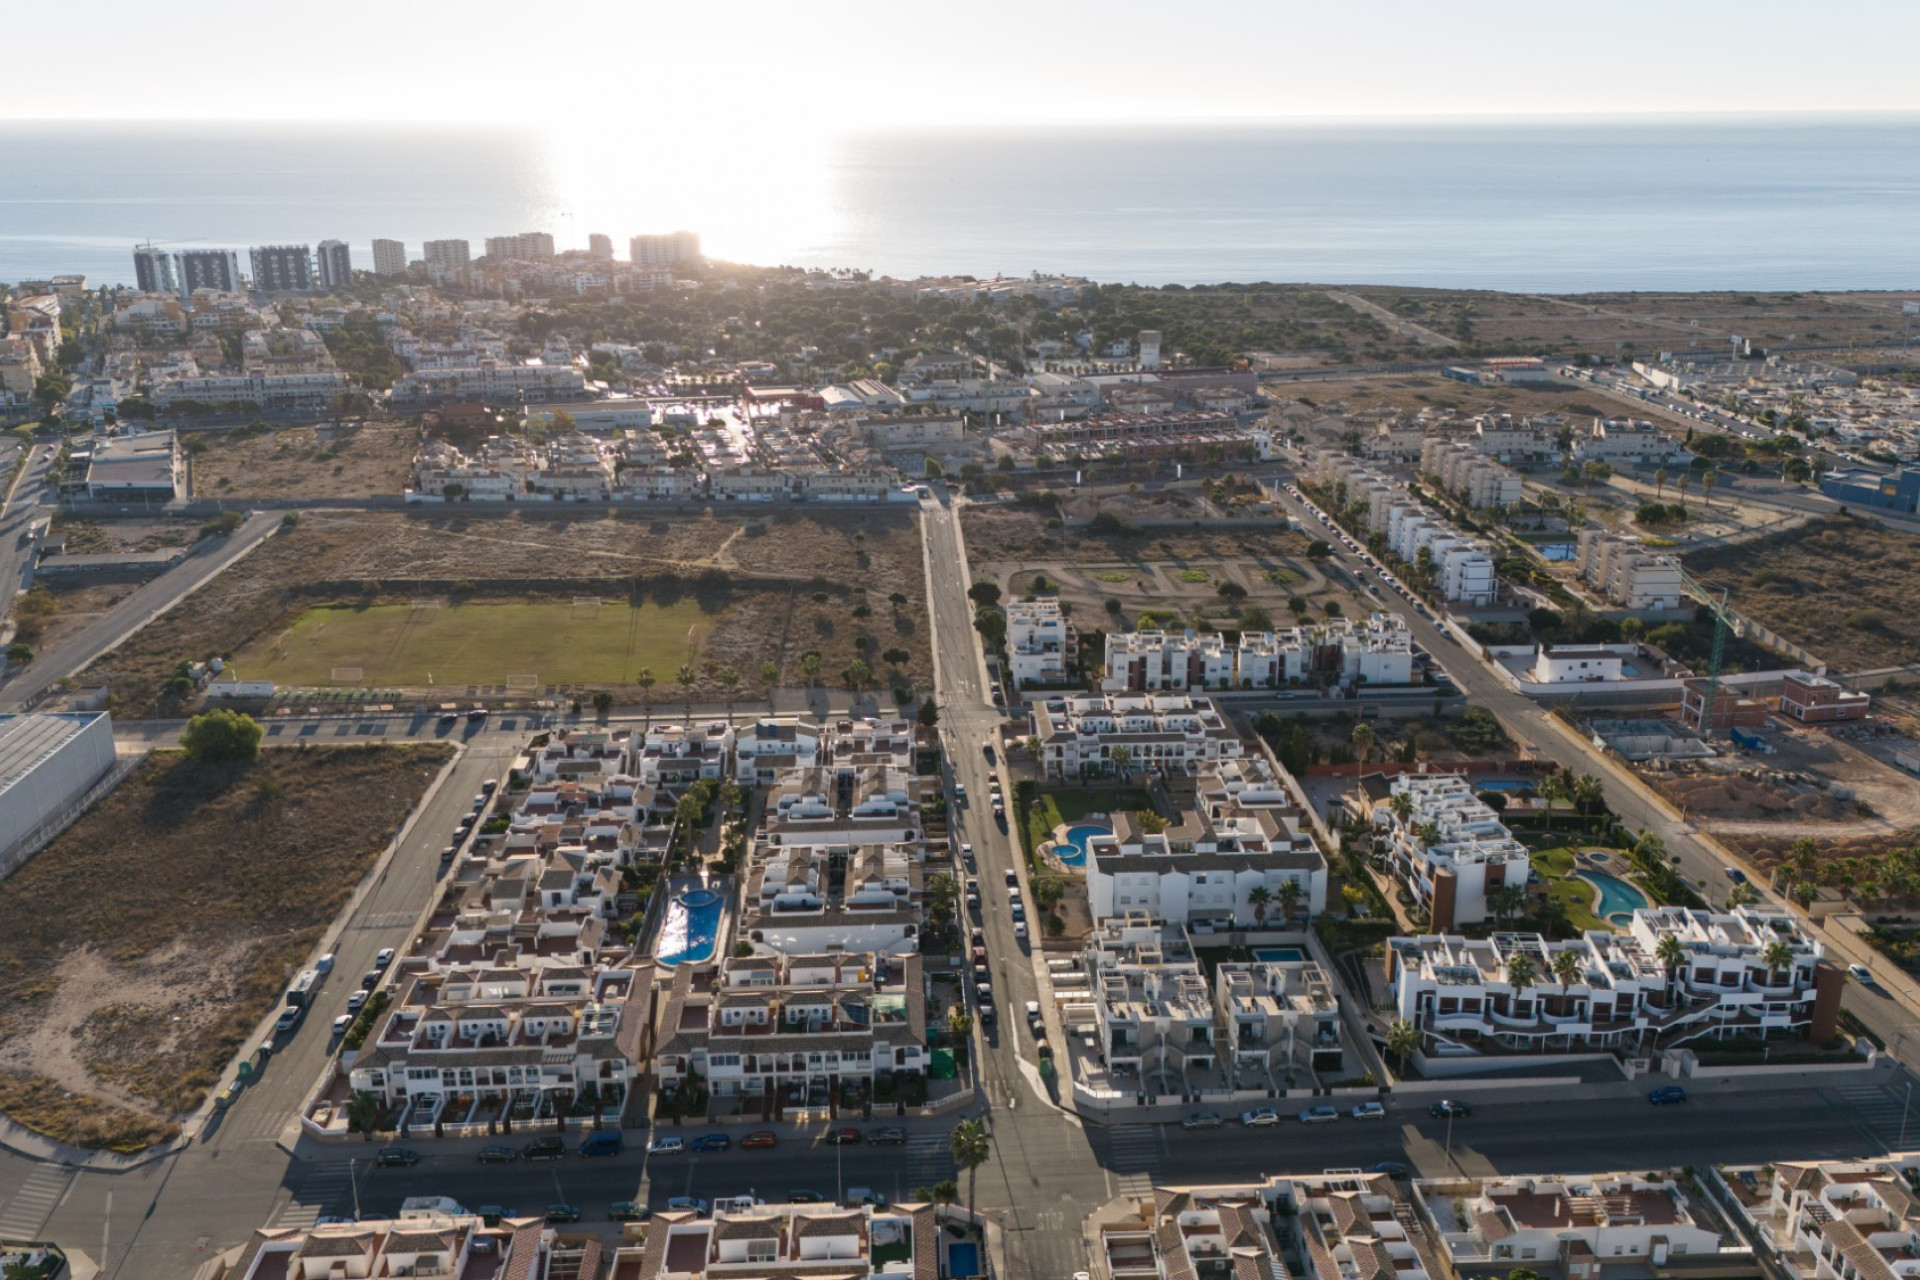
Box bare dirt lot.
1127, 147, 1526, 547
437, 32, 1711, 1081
1683, 516, 1920, 673
79, 508, 931, 716
1270, 374, 1614, 423
187, 420, 420, 500
0, 743, 451, 1150
46, 515, 201, 556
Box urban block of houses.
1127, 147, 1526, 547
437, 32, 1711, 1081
614, 1200, 942, 1280
1423, 437, 1525, 509
1714, 1155, 1920, 1280
1370, 772, 1531, 929
1030, 692, 1244, 780
1098, 1171, 1433, 1280
650, 948, 927, 1112
1007, 599, 1079, 686
1080, 800, 1328, 931
1571, 417, 1692, 465
1411, 1171, 1732, 1280
1101, 614, 1414, 694
1386, 905, 1840, 1054
1575, 531, 1686, 611
205, 1216, 582, 1280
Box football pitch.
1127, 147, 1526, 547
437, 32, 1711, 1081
238, 599, 716, 688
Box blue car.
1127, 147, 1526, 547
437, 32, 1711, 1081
690, 1132, 731, 1152
1648, 1086, 1688, 1106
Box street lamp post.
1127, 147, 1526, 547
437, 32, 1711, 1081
1902, 1082, 1914, 1151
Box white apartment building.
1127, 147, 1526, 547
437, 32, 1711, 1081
411, 435, 536, 500
1099, 1172, 1434, 1280
422, 238, 471, 274
371, 238, 407, 277
1377, 773, 1530, 929
1030, 693, 1244, 780
1008, 598, 1079, 686
1387, 905, 1838, 1053
733, 717, 824, 784
1575, 530, 1685, 611
389, 360, 587, 405
1082, 804, 1328, 929
629, 230, 701, 269
208, 1216, 563, 1280
1101, 629, 1236, 693
1532, 645, 1627, 684
740, 837, 922, 955
618, 1200, 940, 1280
1413, 1173, 1723, 1277
652, 950, 927, 1102
1572, 417, 1691, 465
1423, 438, 1525, 509
484, 231, 555, 261
1103, 614, 1413, 693
1717, 1156, 1920, 1280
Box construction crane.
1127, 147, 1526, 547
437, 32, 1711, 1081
1659, 557, 1741, 735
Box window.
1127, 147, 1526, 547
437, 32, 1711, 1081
747, 1242, 776, 1263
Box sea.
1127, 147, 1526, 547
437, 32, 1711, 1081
4, 115, 1920, 292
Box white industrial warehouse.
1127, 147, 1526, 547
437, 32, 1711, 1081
0, 712, 117, 872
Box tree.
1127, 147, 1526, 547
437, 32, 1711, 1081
1276, 878, 1305, 923
1655, 933, 1687, 996
1389, 792, 1416, 826
717, 667, 740, 718
1761, 939, 1795, 985
918, 698, 940, 729
1700, 469, 1718, 509
1351, 723, 1373, 800
967, 582, 1002, 607
1489, 885, 1527, 926
974, 606, 1006, 647
1239, 605, 1273, 632
636, 667, 656, 728
1552, 950, 1581, 989
181, 709, 263, 762
1653, 466, 1668, 500
949, 1118, 993, 1237
882, 647, 911, 668
1506, 953, 1538, 995
947, 1006, 973, 1041
1571, 773, 1606, 817
4, 643, 30, 665
1110, 745, 1133, 777
1248, 885, 1272, 927
677, 664, 697, 716
591, 690, 614, 716
760, 660, 780, 690
1386, 1018, 1421, 1073
801, 651, 823, 685
843, 660, 872, 691
345, 1089, 383, 1138
1727, 880, 1757, 908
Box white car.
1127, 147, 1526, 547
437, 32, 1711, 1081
374, 948, 396, 969
315, 952, 336, 974
1240, 1108, 1280, 1127
1013, 921, 1029, 940
1298, 1106, 1339, 1124
1351, 1101, 1386, 1120
1849, 964, 1874, 984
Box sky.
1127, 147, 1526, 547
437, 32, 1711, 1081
16, 0, 1920, 135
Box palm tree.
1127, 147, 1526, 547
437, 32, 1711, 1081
760, 660, 780, 693
1276, 879, 1305, 924
1727, 881, 1757, 909
949, 1118, 993, 1237
1761, 939, 1795, 987
843, 660, 871, 692
1653, 466, 1668, 500
1389, 791, 1415, 826
1538, 771, 1569, 808
1351, 723, 1374, 798
1110, 744, 1133, 778
1386, 1018, 1420, 1074
1571, 773, 1606, 818
800, 651, 823, 686
1248, 885, 1272, 927
717, 667, 740, 720
345, 1090, 383, 1139
1552, 950, 1581, 989
1489, 885, 1527, 927
1505, 954, 1538, 998
1416, 821, 1443, 850
636, 667, 656, 730
927, 873, 959, 937
1655, 933, 1687, 999
677, 664, 697, 717
1700, 469, 1718, 510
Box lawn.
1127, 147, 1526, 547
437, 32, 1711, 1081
237, 598, 716, 688
1023, 785, 1153, 857
1530, 846, 1611, 934
0, 744, 452, 1149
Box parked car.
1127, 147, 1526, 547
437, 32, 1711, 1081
825, 1127, 862, 1146
375, 1147, 418, 1167
477, 1145, 517, 1164
360, 970, 381, 991
690, 1133, 731, 1152
476, 1205, 511, 1227
868, 1126, 908, 1145
1351, 1101, 1386, 1120
1429, 1100, 1471, 1119
1371, 1161, 1413, 1178
665, 1196, 710, 1217
1298, 1106, 1339, 1124
1181, 1112, 1224, 1130
1849, 964, 1875, 984
331, 1014, 352, 1037
580, 1131, 623, 1157
1648, 1086, 1688, 1106
976, 983, 994, 1008
274, 1007, 302, 1034
522, 1136, 566, 1160
315, 953, 336, 973
787, 1190, 826, 1204
609, 1201, 651, 1222
346, 990, 367, 1012
742, 1130, 779, 1150
545, 1204, 582, 1224
1240, 1108, 1280, 1127
648, 1136, 686, 1155
374, 948, 395, 969
1013, 921, 1028, 941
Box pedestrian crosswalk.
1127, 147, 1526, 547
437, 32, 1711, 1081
1106, 1125, 1163, 1197
0, 1165, 72, 1239
1837, 1084, 1919, 1151
903, 1133, 956, 1194
357, 911, 416, 930
271, 1161, 355, 1229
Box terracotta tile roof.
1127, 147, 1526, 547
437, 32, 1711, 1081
1474, 1209, 1514, 1242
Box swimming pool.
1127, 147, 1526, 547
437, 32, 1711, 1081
1579, 871, 1649, 927
947, 1241, 982, 1278
656, 888, 724, 966
1252, 947, 1307, 963
1474, 780, 1532, 792
1055, 823, 1112, 869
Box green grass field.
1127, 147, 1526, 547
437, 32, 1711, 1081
239, 600, 718, 688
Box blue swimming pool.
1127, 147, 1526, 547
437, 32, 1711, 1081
657, 888, 724, 966
1579, 871, 1649, 927
1475, 780, 1533, 792
1055, 823, 1112, 869
948, 1241, 982, 1278
1252, 947, 1307, 963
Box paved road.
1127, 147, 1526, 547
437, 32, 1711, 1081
0, 509, 282, 711
0, 444, 53, 627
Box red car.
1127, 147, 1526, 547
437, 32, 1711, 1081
741, 1130, 778, 1150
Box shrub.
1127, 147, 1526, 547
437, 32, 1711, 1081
180, 709, 263, 762
1848, 610, 1885, 631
